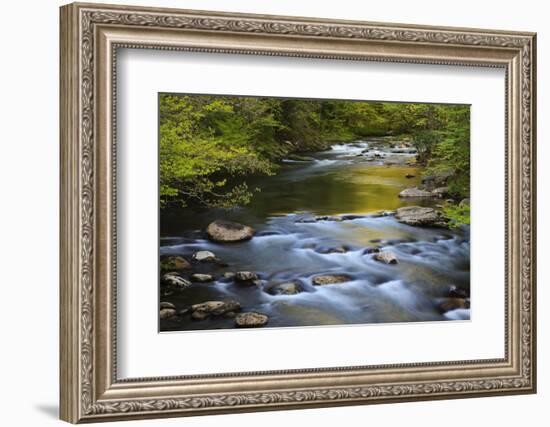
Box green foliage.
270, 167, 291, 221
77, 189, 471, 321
159, 93, 470, 209
159, 94, 276, 208
442, 203, 470, 228
423, 106, 470, 199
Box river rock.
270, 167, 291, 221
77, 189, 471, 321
234, 271, 259, 284
373, 251, 398, 264
340, 214, 366, 220
161, 273, 192, 289
191, 300, 241, 320
160, 308, 177, 320
160, 255, 191, 271
160, 302, 176, 310
438, 297, 470, 313
190, 273, 214, 283
395, 206, 446, 227
316, 246, 348, 254
315, 215, 343, 222
370, 210, 395, 218
192, 250, 217, 262
312, 274, 353, 286
223, 272, 235, 279
405, 173, 416, 178
398, 187, 434, 198
268, 282, 301, 295
206, 220, 254, 242
432, 186, 450, 198
363, 247, 381, 255
421, 171, 453, 190
235, 312, 269, 328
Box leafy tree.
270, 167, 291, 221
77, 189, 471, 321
159, 94, 470, 209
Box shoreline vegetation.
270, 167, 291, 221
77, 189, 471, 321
160, 94, 470, 225
159, 94, 471, 330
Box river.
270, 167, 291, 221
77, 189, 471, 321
160, 139, 470, 331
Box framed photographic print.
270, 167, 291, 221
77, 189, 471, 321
60, 2, 537, 423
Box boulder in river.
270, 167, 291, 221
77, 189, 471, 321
438, 297, 470, 313
160, 255, 191, 271
398, 187, 434, 198
268, 282, 301, 296
206, 220, 254, 242
405, 173, 416, 179
190, 273, 214, 283
235, 312, 269, 328
363, 247, 381, 255
234, 271, 259, 284
421, 171, 453, 190
395, 206, 447, 227
191, 300, 241, 320
432, 186, 450, 198
160, 302, 176, 310
160, 307, 177, 320
312, 274, 353, 286
192, 250, 217, 262
373, 251, 398, 264
161, 273, 192, 289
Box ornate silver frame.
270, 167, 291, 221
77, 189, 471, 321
60, 2, 537, 423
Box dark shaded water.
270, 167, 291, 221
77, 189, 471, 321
160, 139, 470, 331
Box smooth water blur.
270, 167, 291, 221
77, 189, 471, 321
160, 139, 470, 331
162, 141, 433, 233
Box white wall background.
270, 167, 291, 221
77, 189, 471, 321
0, 0, 545, 425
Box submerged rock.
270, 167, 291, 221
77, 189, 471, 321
161, 273, 192, 289
315, 215, 344, 222
190, 273, 214, 283
398, 187, 434, 198
395, 206, 447, 227
192, 250, 217, 262
235, 312, 269, 327
316, 246, 348, 254
363, 247, 381, 255
312, 274, 353, 286
191, 300, 241, 320
206, 220, 254, 242
370, 210, 395, 218
234, 271, 259, 284
373, 251, 398, 264
160, 255, 191, 271
340, 214, 366, 221
268, 282, 301, 295
405, 173, 416, 179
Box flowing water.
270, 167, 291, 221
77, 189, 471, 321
160, 139, 470, 331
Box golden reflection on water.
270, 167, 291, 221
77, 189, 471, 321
252, 163, 426, 220
329, 165, 422, 215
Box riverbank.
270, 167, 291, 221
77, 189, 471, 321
159, 138, 470, 331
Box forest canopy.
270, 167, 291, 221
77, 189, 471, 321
159, 93, 470, 209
